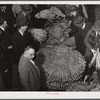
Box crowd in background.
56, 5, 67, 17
0, 4, 98, 91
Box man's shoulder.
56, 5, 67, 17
18, 55, 28, 67
12, 31, 20, 39
0, 29, 3, 35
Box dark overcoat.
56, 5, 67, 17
75, 21, 93, 56
12, 30, 29, 64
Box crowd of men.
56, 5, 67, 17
0, 4, 47, 90
0, 4, 99, 91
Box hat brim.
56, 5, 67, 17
16, 19, 29, 27
74, 18, 85, 27
22, 6, 33, 13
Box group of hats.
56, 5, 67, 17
74, 15, 100, 31
65, 5, 86, 27
16, 4, 33, 28
0, 4, 100, 31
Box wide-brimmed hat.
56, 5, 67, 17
65, 5, 78, 16
16, 18, 29, 28
74, 16, 85, 27
21, 5, 33, 13
92, 20, 100, 31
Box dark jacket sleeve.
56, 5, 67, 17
74, 31, 83, 53
12, 37, 20, 64
84, 29, 93, 51
68, 23, 78, 37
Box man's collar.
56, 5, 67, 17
18, 30, 24, 36
0, 26, 5, 31
81, 23, 86, 30
22, 11, 26, 16
1, 8, 5, 13
96, 31, 100, 36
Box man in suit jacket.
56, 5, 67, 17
74, 16, 93, 56
74, 16, 93, 81
0, 17, 12, 89
0, 5, 16, 34
18, 46, 40, 91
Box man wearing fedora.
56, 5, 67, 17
65, 5, 88, 20
74, 16, 93, 56
74, 16, 92, 81
66, 5, 89, 41
16, 4, 33, 28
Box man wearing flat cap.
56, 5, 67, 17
65, 5, 88, 20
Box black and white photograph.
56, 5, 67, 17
0, 2, 100, 93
